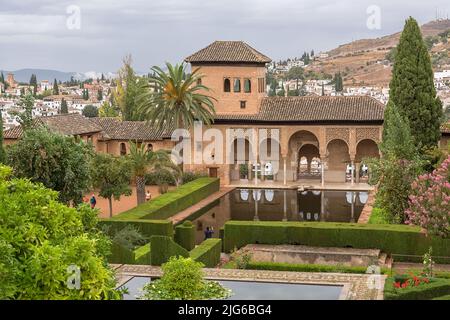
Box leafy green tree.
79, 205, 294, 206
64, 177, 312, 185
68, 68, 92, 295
389, 17, 443, 149
52, 78, 59, 95
0, 116, 5, 163
97, 88, 103, 101
90, 153, 132, 217
82, 104, 99, 118
6, 129, 93, 204
12, 93, 35, 130
0, 165, 120, 300
137, 62, 216, 130
29, 74, 37, 96
98, 101, 120, 118
114, 56, 146, 121
60, 98, 68, 114
140, 257, 231, 300
285, 66, 304, 81
368, 102, 424, 223
128, 141, 180, 205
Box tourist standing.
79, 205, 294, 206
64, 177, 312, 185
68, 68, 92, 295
90, 194, 97, 209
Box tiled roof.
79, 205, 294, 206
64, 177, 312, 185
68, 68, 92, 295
3, 113, 102, 139
214, 96, 385, 122
185, 41, 271, 64
89, 117, 173, 141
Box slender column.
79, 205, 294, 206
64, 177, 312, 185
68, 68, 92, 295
321, 157, 325, 187
248, 161, 252, 181
351, 160, 355, 185
282, 190, 287, 221
283, 157, 287, 186
254, 162, 258, 186
355, 162, 360, 184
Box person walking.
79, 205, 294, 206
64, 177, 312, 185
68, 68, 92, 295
89, 194, 97, 209
145, 190, 152, 202
204, 226, 214, 240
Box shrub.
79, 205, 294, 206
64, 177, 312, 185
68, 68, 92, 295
223, 221, 450, 262
102, 224, 148, 251
139, 257, 231, 300
384, 277, 450, 300
175, 221, 195, 251
182, 171, 208, 184
405, 156, 450, 237
150, 236, 189, 266
0, 165, 119, 299
190, 239, 222, 268
114, 178, 219, 220
145, 170, 177, 186
98, 219, 173, 238
368, 207, 390, 224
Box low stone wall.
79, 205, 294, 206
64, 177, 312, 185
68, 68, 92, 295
357, 189, 376, 223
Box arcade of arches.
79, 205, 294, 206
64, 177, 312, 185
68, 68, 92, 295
224, 125, 381, 186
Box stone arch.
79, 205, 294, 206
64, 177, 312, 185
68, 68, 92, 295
326, 139, 350, 182
355, 139, 379, 162
224, 78, 231, 92
229, 137, 252, 181
120, 142, 127, 156
259, 137, 282, 179
287, 130, 321, 180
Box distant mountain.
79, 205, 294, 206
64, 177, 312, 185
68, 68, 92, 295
0, 69, 117, 83
0, 69, 76, 83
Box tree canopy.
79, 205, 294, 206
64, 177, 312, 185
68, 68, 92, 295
82, 104, 99, 118
0, 165, 120, 299
6, 129, 93, 204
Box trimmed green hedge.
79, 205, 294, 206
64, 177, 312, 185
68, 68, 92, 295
150, 235, 189, 266
108, 242, 136, 264
223, 221, 450, 262
113, 177, 220, 220
245, 261, 389, 274
190, 238, 222, 268
384, 277, 450, 300
108, 242, 152, 265
175, 221, 195, 251
99, 219, 173, 238
134, 244, 151, 265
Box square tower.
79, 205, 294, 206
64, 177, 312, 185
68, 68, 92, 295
185, 41, 271, 115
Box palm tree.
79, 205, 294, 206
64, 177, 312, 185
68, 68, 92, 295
128, 141, 180, 205
137, 62, 216, 130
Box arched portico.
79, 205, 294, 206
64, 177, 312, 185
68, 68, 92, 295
355, 139, 380, 183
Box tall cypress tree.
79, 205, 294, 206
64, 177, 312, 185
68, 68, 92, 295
388, 17, 443, 149
53, 78, 59, 95
0, 115, 5, 163
60, 98, 68, 114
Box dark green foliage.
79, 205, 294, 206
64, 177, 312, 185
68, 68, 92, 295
108, 242, 151, 265
6, 128, 93, 204
98, 219, 173, 238
60, 98, 68, 114
222, 221, 450, 261
334, 72, 343, 92
245, 261, 389, 274
389, 17, 443, 148
181, 171, 208, 184
114, 178, 219, 220
82, 104, 99, 118
150, 236, 189, 266
52, 78, 59, 95
106, 224, 148, 251
384, 277, 450, 300
91, 153, 132, 217
189, 238, 222, 268
145, 169, 177, 186
175, 221, 195, 251
0, 116, 5, 163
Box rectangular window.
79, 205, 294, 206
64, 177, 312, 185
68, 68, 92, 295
240, 101, 246, 109
244, 79, 251, 93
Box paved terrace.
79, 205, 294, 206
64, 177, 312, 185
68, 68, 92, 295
112, 264, 386, 300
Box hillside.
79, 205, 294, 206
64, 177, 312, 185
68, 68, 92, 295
305, 19, 450, 87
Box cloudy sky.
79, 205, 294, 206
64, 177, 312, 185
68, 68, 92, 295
0, 0, 449, 73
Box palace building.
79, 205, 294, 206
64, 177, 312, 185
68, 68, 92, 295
3, 41, 449, 188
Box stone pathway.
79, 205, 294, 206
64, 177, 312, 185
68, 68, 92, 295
169, 187, 234, 224
357, 190, 376, 223
114, 264, 386, 300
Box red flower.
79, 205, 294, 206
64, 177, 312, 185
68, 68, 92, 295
394, 282, 401, 288
401, 282, 408, 288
